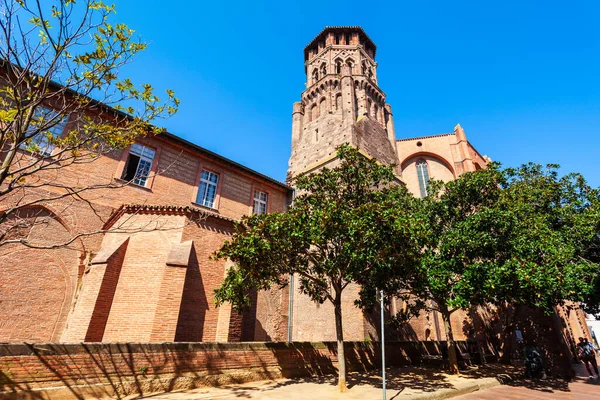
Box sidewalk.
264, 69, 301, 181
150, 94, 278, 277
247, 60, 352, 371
125, 364, 521, 400
454, 364, 600, 399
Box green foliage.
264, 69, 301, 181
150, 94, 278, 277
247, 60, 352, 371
214, 144, 419, 390
0, 0, 179, 180
390, 162, 600, 317
398, 164, 503, 313
491, 164, 600, 313
214, 144, 418, 312
0, 1, 179, 247
386, 162, 599, 373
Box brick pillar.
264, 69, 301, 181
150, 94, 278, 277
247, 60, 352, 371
454, 123, 475, 172
378, 103, 385, 127
61, 237, 129, 342
357, 87, 367, 118
326, 85, 332, 114
384, 104, 399, 161
149, 241, 193, 342
341, 64, 356, 123
215, 260, 235, 342
291, 102, 304, 147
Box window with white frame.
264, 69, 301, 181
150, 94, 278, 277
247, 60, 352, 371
196, 170, 219, 208
21, 106, 67, 156
120, 143, 155, 187
253, 190, 268, 214
416, 159, 430, 198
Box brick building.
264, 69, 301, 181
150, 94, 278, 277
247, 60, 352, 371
0, 129, 293, 343
0, 26, 591, 365
285, 26, 591, 368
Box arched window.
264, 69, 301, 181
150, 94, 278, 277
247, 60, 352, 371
312, 69, 319, 85
346, 59, 354, 74
373, 104, 379, 122
368, 68, 373, 80
320, 63, 327, 78
310, 104, 318, 122
319, 97, 327, 117
416, 159, 430, 198
335, 59, 342, 75
335, 93, 342, 112
361, 62, 367, 75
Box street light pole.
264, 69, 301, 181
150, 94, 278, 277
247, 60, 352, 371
381, 289, 386, 400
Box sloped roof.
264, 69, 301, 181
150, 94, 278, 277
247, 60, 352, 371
103, 203, 238, 230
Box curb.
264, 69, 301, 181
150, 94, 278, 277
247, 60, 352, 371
406, 373, 517, 400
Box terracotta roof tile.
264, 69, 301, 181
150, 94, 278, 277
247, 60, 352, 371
103, 203, 238, 230
396, 133, 454, 142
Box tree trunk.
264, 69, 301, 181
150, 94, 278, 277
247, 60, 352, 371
440, 307, 459, 374
499, 303, 520, 364
334, 294, 348, 392
468, 307, 486, 365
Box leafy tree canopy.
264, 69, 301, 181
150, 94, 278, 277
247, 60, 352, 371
391, 162, 600, 373
214, 144, 419, 391
0, 0, 179, 247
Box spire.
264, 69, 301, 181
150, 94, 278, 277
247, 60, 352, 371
454, 123, 466, 141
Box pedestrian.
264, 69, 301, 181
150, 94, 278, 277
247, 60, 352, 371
523, 342, 544, 379
577, 337, 599, 379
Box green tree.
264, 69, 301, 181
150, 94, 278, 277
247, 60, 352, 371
393, 163, 600, 373
214, 145, 418, 392
399, 165, 504, 374
489, 164, 600, 359
581, 233, 600, 317
0, 0, 179, 247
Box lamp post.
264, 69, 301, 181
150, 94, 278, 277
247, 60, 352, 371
381, 289, 386, 400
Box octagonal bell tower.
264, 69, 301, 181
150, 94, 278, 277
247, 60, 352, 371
288, 26, 400, 179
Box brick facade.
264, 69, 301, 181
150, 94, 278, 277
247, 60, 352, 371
0, 25, 592, 365
286, 27, 592, 358
1, 125, 292, 343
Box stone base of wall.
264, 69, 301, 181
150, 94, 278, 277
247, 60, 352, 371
0, 341, 461, 399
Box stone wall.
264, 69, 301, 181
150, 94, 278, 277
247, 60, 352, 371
0, 341, 450, 399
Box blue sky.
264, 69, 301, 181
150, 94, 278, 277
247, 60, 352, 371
113, 1, 599, 187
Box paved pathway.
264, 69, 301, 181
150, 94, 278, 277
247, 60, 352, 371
127, 364, 600, 399
126, 365, 518, 399
455, 365, 600, 400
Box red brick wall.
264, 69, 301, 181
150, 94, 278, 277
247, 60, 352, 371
83, 239, 129, 342
0, 341, 434, 399
1, 130, 290, 343
172, 218, 235, 342
0, 207, 83, 342
291, 282, 367, 342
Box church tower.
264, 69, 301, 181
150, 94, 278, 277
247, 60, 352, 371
288, 26, 400, 178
